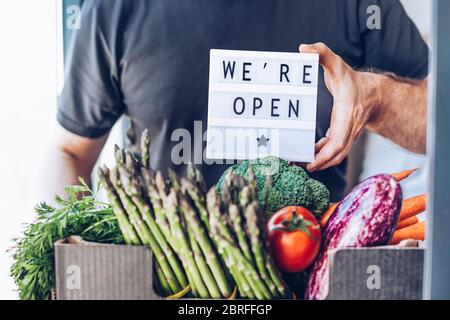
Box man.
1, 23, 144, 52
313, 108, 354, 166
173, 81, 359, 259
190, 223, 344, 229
35, 0, 429, 204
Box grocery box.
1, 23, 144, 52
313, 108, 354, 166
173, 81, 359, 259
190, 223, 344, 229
325, 245, 424, 300
54, 236, 160, 300
54, 237, 424, 300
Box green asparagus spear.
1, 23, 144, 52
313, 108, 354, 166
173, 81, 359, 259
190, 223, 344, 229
187, 163, 196, 181
155, 171, 169, 201
215, 229, 271, 300
163, 191, 210, 298
124, 148, 140, 180
228, 204, 254, 265
219, 174, 237, 240
119, 165, 188, 289
173, 193, 199, 298
98, 166, 141, 245
221, 171, 233, 211
206, 188, 256, 299
168, 168, 181, 191
264, 251, 288, 298
181, 178, 210, 231
211, 215, 269, 300
206, 189, 234, 242
110, 166, 182, 294
262, 174, 273, 213
155, 260, 172, 296
244, 202, 278, 297
141, 129, 151, 169
142, 169, 174, 247
255, 201, 289, 298
187, 163, 207, 194
234, 174, 246, 190
247, 167, 259, 201
114, 144, 126, 166
185, 221, 219, 298
179, 194, 232, 298
222, 179, 261, 297
246, 174, 289, 298
239, 186, 252, 210
226, 170, 242, 204
209, 209, 252, 299
249, 182, 289, 298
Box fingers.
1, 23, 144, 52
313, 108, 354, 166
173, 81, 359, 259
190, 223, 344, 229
307, 103, 353, 172
299, 42, 341, 74
308, 139, 350, 172
300, 43, 356, 171
314, 136, 329, 153
300, 42, 360, 172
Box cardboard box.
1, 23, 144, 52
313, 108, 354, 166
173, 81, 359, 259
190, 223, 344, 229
54, 237, 424, 300
326, 246, 424, 300
54, 236, 160, 300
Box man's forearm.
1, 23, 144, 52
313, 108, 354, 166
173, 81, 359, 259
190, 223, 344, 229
366, 73, 428, 154
28, 125, 106, 207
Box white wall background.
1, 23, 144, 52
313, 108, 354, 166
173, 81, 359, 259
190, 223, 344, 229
0, 0, 432, 300
0, 1, 59, 299
401, 0, 432, 39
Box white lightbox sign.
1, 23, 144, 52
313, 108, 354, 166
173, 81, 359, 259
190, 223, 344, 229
206, 49, 319, 162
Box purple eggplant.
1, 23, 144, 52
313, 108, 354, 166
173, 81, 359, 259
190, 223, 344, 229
305, 174, 402, 300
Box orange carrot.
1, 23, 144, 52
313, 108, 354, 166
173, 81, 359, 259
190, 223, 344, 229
399, 194, 426, 222
390, 221, 425, 245
391, 169, 418, 182
396, 216, 419, 230
320, 203, 338, 228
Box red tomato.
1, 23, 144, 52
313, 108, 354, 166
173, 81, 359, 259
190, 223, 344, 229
267, 206, 321, 273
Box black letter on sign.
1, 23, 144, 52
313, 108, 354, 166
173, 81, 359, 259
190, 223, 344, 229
223, 61, 236, 79
280, 64, 290, 83
289, 99, 300, 118
303, 65, 312, 84
271, 98, 280, 117
253, 97, 263, 115
233, 97, 245, 115
242, 62, 252, 81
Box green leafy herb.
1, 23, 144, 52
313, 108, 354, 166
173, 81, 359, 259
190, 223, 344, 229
10, 179, 124, 300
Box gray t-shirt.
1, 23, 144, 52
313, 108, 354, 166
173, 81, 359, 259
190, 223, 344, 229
58, 0, 428, 201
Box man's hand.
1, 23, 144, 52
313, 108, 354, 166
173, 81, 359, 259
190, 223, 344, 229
300, 43, 381, 172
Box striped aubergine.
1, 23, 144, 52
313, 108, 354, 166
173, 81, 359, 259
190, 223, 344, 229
305, 174, 402, 300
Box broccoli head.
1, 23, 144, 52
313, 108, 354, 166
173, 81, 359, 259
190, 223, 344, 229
217, 157, 330, 218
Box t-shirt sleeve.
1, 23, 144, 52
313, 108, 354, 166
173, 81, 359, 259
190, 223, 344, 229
57, 0, 125, 138
358, 0, 429, 80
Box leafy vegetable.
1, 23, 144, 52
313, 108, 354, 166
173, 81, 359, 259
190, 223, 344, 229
217, 157, 330, 217
10, 179, 124, 300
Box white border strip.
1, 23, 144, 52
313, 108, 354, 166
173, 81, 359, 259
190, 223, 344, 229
208, 117, 316, 130
210, 49, 319, 61
209, 83, 317, 95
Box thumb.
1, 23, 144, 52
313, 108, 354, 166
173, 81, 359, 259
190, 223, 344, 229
299, 42, 341, 74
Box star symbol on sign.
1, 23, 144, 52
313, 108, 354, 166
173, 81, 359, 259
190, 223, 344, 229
257, 134, 270, 147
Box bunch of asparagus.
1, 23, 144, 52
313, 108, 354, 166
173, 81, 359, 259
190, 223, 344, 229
98, 130, 289, 299
208, 169, 290, 299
